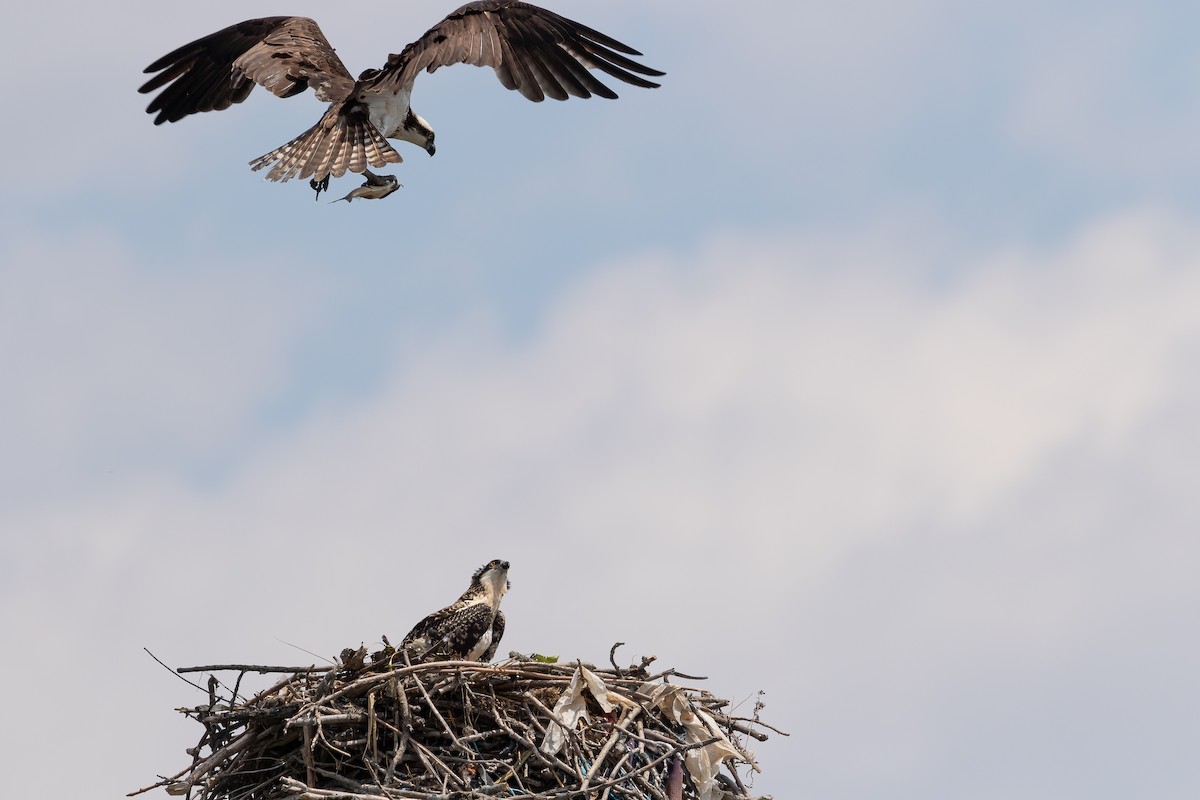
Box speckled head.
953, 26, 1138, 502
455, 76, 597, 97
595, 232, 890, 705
472, 559, 511, 603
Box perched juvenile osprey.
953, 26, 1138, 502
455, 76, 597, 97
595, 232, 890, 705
401, 559, 510, 662
138, 2, 663, 198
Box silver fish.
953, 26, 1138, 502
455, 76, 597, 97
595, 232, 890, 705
330, 170, 401, 203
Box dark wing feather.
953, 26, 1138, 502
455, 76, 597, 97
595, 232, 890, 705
402, 601, 495, 660
399, 607, 442, 649
140, 17, 356, 124
365, 0, 664, 101
481, 611, 505, 662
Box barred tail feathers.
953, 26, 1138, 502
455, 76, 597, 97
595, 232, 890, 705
248, 105, 401, 183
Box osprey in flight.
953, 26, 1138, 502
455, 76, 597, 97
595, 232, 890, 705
139, 2, 663, 198
401, 559, 510, 662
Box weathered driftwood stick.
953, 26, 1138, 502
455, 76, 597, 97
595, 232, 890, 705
410, 663, 472, 755
713, 711, 791, 740
178, 664, 333, 674
646, 667, 708, 682
411, 737, 466, 789
302, 722, 317, 788
518, 691, 585, 781
125, 762, 193, 797
163, 729, 255, 795
484, 692, 578, 780
554, 737, 720, 799
580, 705, 643, 793
287, 712, 369, 728
609, 642, 626, 674
386, 676, 414, 784
278, 776, 510, 799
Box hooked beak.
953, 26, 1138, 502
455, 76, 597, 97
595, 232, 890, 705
425, 141, 436, 156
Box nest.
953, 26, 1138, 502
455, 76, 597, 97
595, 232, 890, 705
132, 644, 781, 800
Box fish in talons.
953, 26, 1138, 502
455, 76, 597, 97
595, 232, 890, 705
326, 170, 402, 203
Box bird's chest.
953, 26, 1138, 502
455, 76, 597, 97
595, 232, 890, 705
365, 89, 412, 138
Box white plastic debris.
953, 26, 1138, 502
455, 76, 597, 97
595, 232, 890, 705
636, 682, 754, 800
539, 666, 619, 756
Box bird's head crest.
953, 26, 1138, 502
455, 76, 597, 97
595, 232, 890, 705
472, 559, 510, 581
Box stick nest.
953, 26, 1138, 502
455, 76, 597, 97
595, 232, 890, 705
133, 644, 781, 800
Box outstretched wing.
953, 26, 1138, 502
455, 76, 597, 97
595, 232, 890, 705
365, 0, 664, 102
140, 17, 356, 124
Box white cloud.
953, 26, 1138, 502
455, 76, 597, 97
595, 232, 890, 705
4, 209, 1200, 796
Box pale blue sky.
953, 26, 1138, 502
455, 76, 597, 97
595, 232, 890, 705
2, 1, 1200, 798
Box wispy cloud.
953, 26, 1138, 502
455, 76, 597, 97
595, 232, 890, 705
5, 211, 1199, 796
